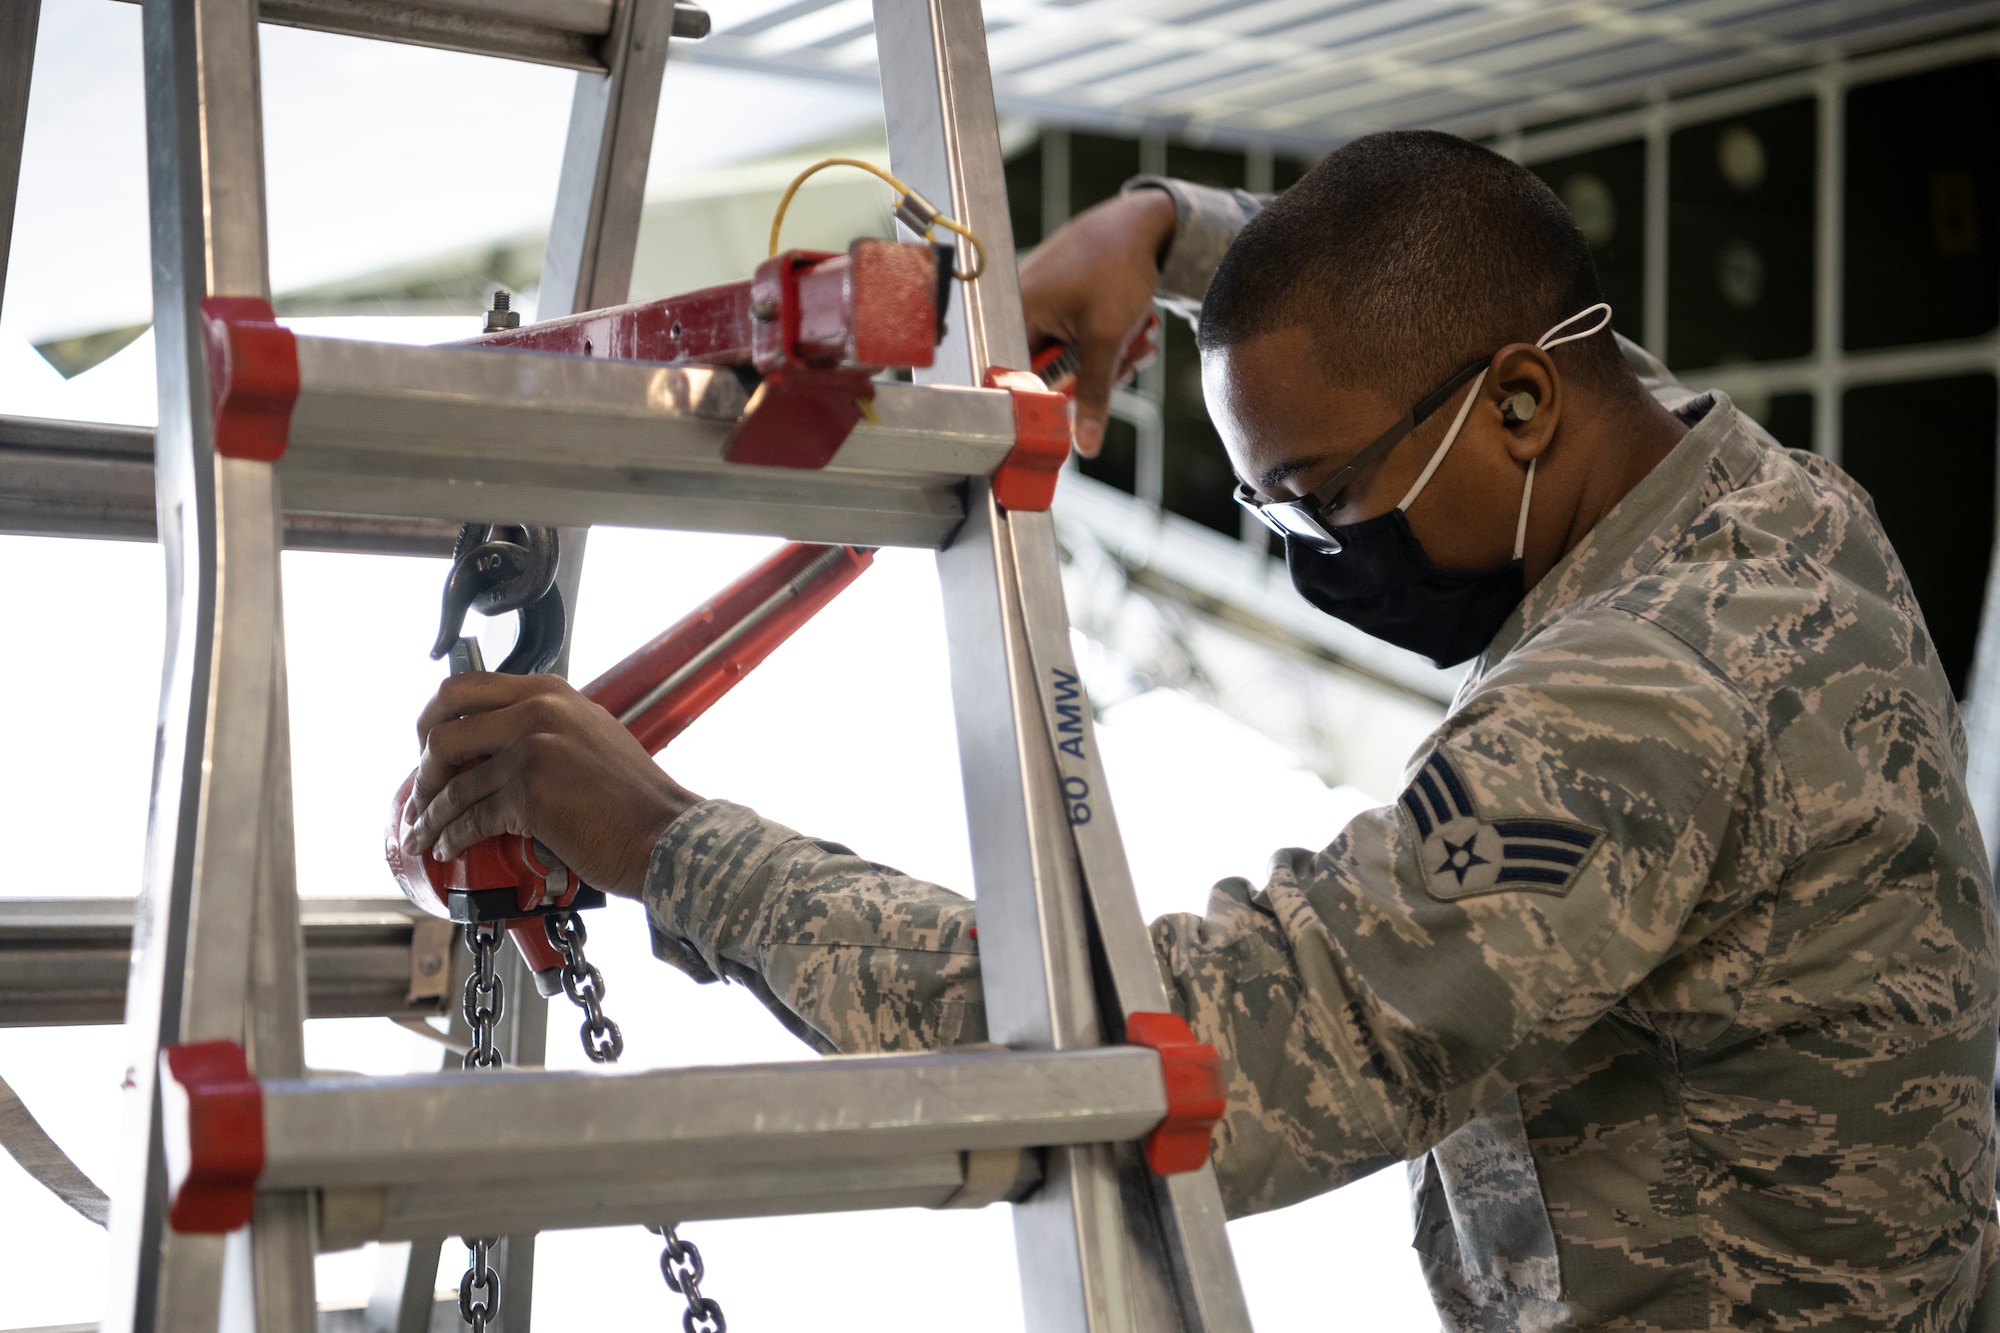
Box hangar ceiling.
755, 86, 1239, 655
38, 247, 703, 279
687, 0, 2000, 149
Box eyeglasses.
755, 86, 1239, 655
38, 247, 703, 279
1233, 355, 1490, 553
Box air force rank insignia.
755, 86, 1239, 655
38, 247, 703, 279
1400, 751, 1605, 902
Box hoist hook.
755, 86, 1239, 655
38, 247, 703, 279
431, 524, 565, 675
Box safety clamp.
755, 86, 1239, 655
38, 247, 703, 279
161, 1039, 264, 1232
1124, 1011, 1225, 1175
199, 296, 298, 461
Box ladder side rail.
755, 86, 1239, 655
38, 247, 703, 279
107, 0, 313, 1326
247, 629, 318, 1330
1008, 522, 1254, 1332
537, 0, 674, 322
873, 5, 1142, 1331
0, 0, 41, 328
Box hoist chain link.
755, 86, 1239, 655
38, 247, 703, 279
458, 927, 506, 1330
545, 911, 624, 1063
461, 922, 506, 1072
651, 1223, 726, 1333
459, 1237, 501, 1333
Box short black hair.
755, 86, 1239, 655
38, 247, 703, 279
1198, 130, 1631, 403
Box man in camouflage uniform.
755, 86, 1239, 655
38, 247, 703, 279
404, 132, 1999, 1330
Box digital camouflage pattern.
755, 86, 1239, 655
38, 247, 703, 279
641, 181, 2000, 1330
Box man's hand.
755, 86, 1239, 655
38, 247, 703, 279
1018, 188, 1177, 458
401, 673, 700, 899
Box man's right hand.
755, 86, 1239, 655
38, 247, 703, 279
1018, 187, 1178, 458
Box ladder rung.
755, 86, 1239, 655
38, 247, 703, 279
232, 1047, 1167, 1243
103, 0, 708, 72
279, 336, 1017, 547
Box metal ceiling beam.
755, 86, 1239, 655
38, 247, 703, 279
0, 415, 460, 554
681, 0, 2000, 149
0, 897, 455, 1029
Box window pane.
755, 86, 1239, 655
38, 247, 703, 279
1070, 133, 1142, 215
1005, 133, 1043, 251
1274, 154, 1317, 192
1166, 144, 1245, 192
1529, 140, 1648, 349
1743, 390, 1815, 452
1078, 416, 1140, 495
1840, 374, 1997, 697
1668, 100, 1817, 369
1161, 315, 1241, 536
1845, 59, 2000, 351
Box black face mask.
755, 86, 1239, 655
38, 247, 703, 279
1284, 512, 1525, 668
1239, 303, 1615, 671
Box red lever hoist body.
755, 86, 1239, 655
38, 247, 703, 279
386, 542, 875, 992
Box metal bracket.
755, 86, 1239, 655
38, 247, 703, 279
160, 1039, 265, 1233
199, 296, 299, 461
985, 367, 1074, 512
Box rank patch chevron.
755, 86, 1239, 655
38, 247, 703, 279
1400, 751, 1606, 901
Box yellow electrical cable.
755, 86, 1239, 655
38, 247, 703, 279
769, 156, 987, 282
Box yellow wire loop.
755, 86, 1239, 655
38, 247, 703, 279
769, 156, 987, 282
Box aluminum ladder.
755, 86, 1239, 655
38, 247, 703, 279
0, 0, 1257, 1328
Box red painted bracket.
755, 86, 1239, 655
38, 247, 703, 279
984, 367, 1073, 512
199, 297, 298, 461
1125, 1011, 1225, 1175
464, 239, 939, 472
161, 1039, 264, 1233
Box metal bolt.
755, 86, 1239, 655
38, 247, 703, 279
485, 289, 521, 334
419, 952, 444, 977
750, 299, 777, 322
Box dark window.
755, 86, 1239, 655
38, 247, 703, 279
1273, 154, 1317, 193
1529, 140, 1647, 349
1740, 390, 1814, 451
1160, 316, 1239, 536
1840, 374, 1997, 696
1165, 144, 1245, 192
1668, 100, 1817, 369
1845, 59, 2000, 351
1078, 417, 1139, 495
1005, 134, 1044, 251
1070, 133, 1142, 215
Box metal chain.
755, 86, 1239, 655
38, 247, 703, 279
456, 916, 721, 1330
458, 1236, 501, 1333
648, 1223, 726, 1333
544, 912, 722, 1331
461, 922, 505, 1071
544, 911, 624, 1063
458, 925, 506, 1330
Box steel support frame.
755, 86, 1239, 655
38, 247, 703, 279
0, 897, 456, 1028
877, 4, 1247, 1330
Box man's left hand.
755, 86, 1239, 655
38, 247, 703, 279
401, 672, 700, 899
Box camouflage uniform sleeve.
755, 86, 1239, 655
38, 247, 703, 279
643, 608, 1756, 1219
1120, 175, 1267, 326
643, 800, 988, 1056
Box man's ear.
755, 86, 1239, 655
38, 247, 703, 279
1491, 345, 1559, 462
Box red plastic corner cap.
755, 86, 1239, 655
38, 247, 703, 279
161, 1039, 264, 1233
199, 296, 298, 461
1125, 1011, 1225, 1175
984, 367, 1072, 512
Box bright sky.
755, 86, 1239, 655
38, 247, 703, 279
0, 2, 1442, 1328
